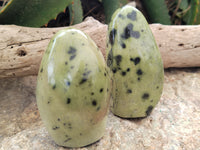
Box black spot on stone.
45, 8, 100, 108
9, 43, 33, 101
66, 98, 71, 104
104, 73, 107, 76
107, 49, 113, 67
47, 101, 50, 104
121, 43, 126, 48
121, 23, 133, 39
131, 31, 140, 39
137, 77, 141, 81
79, 78, 87, 84
109, 29, 117, 45
64, 138, 72, 143
127, 68, 130, 72
156, 86, 159, 89
57, 118, 60, 121
121, 71, 126, 76
80, 133, 82, 136
134, 57, 141, 65
137, 69, 143, 75
112, 68, 117, 73
127, 89, 132, 93
52, 84, 56, 90
83, 71, 91, 77
118, 14, 125, 19
150, 99, 153, 102
66, 81, 71, 86
142, 93, 149, 100
92, 100, 97, 106
127, 10, 137, 21
52, 126, 59, 130
141, 29, 144, 32
100, 88, 103, 93
91, 92, 94, 95
40, 68, 43, 73
70, 66, 74, 69
68, 123, 72, 129
70, 55, 76, 60
121, 23, 140, 39
65, 61, 68, 65
68, 47, 77, 54
115, 55, 122, 66
63, 123, 66, 126
146, 105, 153, 116
79, 68, 91, 84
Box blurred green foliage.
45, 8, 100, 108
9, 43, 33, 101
141, 0, 200, 25
102, 0, 129, 23
0, 0, 73, 27
1, 0, 198, 27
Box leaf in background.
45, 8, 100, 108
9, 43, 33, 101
0, 0, 73, 27
183, 0, 200, 25
179, 0, 189, 10
102, 0, 129, 24
69, 0, 83, 25
141, 0, 171, 25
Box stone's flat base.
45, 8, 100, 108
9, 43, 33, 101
0, 68, 200, 149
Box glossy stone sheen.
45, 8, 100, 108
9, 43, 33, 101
36, 28, 111, 147
106, 6, 164, 118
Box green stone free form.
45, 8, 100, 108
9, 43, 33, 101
36, 28, 111, 148
106, 5, 164, 118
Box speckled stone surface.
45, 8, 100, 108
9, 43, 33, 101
0, 68, 200, 150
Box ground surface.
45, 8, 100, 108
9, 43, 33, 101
0, 68, 200, 150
